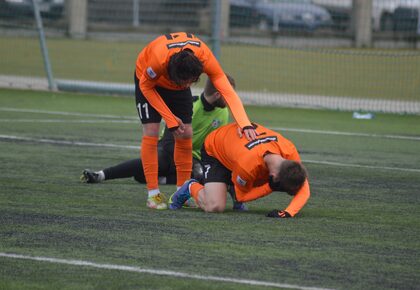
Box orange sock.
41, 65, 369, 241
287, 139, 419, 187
141, 136, 159, 190
174, 138, 192, 187
190, 182, 204, 203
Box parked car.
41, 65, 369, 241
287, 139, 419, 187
310, 0, 350, 31
373, 0, 420, 31
230, 0, 332, 31
381, 6, 419, 33
230, 0, 261, 28
255, 0, 332, 31
0, 0, 64, 19
313, 0, 420, 31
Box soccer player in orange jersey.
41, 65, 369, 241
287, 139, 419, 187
169, 123, 310, 218
135, 32, 257, 210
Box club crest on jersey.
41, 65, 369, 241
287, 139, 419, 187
146, 67, 157, 79
236, 175, 247, 186
211, 119, 221, 128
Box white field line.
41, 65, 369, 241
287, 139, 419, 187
1, 134, 419, 173
0, 253, 334, 290
1, 107, 419, 141
0, 107, 137, 120
0, 134, 138, 150
270, 127, 420, 141
0, 119, 137, 124
303, 160, 420, 173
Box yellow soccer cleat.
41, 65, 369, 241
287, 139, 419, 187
146, 193, 168, 210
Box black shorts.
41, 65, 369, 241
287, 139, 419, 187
200, 145, 233, 186
134, 73, 193, 124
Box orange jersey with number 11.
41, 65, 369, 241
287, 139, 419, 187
135, 32, 251, 130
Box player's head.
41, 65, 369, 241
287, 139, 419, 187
204, 74, 236, 108
271, 160, 307, 195
168, 49, 203, 87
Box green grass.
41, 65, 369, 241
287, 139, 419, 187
0, 88, 420, 289
1, 36, 419, 100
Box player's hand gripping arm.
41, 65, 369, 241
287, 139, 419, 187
139, 75, 180, 130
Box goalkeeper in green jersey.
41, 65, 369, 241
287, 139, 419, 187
81, 75, 246, 210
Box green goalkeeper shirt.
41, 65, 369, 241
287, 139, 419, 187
191, 94, 229, 160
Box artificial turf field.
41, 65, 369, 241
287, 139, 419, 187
0, 88, 419, 290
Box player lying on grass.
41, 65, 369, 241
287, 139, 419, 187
169, 123, 310, 218
81, 76, 246, 211
134, 32, 257, 213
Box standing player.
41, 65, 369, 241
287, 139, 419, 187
135, 32, 257, 209
169, 123, 310, 218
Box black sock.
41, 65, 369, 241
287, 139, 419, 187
103, 158, 143, 180
165, 174, 177, 185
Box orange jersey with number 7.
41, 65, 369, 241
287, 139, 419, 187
204, 123, 310, 217
135, 32, 252, 130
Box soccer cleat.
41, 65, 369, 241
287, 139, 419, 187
146, 193, 168, 210
227, 185, 247, 211
169, 179, 197, 210
80, 169, 101, 183
232, 201, 248, 211
183, 197, 197, 208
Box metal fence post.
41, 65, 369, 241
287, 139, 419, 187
211, 0, 222, 59
133, 0, 140, 27
31, 0, 57, 91
68, 0, 87, 39
353, 0, 372, 48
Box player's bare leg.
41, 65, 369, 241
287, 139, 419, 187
197, 182, 227, 212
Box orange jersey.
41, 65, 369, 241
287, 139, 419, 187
135, 32, 251, 130
204, 123, 310, 217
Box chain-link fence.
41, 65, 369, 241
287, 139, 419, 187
0, 0, 419, 113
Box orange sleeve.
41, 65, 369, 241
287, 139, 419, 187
231, 168, 272, 202
202, 47, 252, 129
212, 76, 251, 129
139, 73, 179, 129
235, 183, 272, 202
284, 179, 310, 217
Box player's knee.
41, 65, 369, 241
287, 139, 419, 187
142, 123, 160, 136
204, 202, 225, 213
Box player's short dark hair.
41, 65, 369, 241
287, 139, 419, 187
168, 49, 203, 86
204, 74, 236, 96
277, 160, 307, 195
